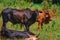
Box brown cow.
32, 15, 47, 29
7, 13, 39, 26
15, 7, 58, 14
37, 9, 54, 30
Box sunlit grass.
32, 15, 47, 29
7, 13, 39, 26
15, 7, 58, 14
0, 0, 60, 40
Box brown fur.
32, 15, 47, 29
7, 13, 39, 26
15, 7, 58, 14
37, 9, 54, 30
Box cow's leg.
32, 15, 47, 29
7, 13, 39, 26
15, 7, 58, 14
41, 23, 43, 29
1, 20, 8, 37
20, 23, 24, 30
38, 22, 43, 31
2, 18, 8, 28
25, 24, 29, 31
2, 13, 8, 28
1, 15, 8, 35
38, 22, 41, 30
26, 26, 29, 31
20, 23, 24, 31
2, 22, 6, 28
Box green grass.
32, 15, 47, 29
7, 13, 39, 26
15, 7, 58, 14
0, 0, 60, 40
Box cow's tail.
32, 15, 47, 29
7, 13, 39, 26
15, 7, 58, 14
20, 24, 24, 30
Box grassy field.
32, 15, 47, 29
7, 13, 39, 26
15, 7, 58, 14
0, 0, 60, 40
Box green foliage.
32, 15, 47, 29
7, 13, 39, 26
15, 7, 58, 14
42, 0, 49, 10
42, 0, 52, 10
0, 0, 60, 40
0, 0, 33, 10
51, 20, 56, 27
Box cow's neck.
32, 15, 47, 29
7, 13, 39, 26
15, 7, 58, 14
28, 13, 37, 26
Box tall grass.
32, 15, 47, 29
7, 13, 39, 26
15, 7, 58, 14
0, 0, 60, 40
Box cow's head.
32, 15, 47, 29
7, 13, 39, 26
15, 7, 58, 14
25, 35, 40, 40
25, 32, 40, 40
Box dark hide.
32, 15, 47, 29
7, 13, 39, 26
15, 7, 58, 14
1, 8, 39, 31
1, 26, 35, 39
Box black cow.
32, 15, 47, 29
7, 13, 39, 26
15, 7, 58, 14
1, 8, 39, 31
1, 26, 40, 40
1, 26, 36, 40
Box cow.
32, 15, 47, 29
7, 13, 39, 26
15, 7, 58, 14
1, 26, 40, 40
1, 8, 39, 31
37, 9, 54, 30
